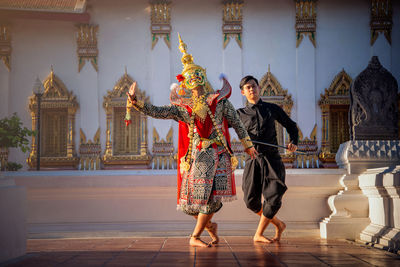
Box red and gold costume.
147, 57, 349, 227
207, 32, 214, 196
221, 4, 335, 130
126, 35, 253, 215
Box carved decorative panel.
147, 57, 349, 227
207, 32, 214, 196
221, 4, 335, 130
150, 1, 171, 49
318, 69, 351, 167
370, 0, 392, 45
295, 0, 317, 48
222, 0, 243, 49
79, 128, 101, 170
102, 70, 152, 168
259, 65, 294, 164
152, 126, 176, 169
28, 68, 79, 169
0, 25, 11, 71
295, 125, 319, 168
76, 24, 98, 72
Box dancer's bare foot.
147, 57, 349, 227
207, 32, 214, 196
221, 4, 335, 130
205, 222, 219, 245
190, 236, 211, 247
253, 234, 273, 243
272, 221, 286, 242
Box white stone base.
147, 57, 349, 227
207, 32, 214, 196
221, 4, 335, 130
0, 177, 26, 263
320, 217, 370, 240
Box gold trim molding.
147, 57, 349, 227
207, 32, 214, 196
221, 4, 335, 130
0, 25, 11, 71
76, 24, 98, 72
222, 1, 243, 49
102, 69, 152, 168
27, 68, 79, 169
370, 0, 392, 45
150, 1, 171, 49
295, 0, 317, 48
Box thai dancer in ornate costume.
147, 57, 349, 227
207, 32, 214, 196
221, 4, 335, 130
126, 34, 257, 247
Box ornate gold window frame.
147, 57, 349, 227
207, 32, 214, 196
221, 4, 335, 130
0, 25, 11, 71
318, 69, 351, 167
27, 69, 79, 169
102, 71, 152, 168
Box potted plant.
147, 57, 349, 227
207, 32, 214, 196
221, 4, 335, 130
0, 113, 35, 171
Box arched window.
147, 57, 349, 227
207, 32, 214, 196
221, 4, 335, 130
102, 71, 151, 168
28, 69, 79, 169
318, 69, 351, 167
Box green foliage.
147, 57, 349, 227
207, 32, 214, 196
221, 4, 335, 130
0, 113, 35, 153
6, 162, 23, 171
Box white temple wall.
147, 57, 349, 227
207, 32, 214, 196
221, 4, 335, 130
1, 0, 400, 169
7, 19, 78, 165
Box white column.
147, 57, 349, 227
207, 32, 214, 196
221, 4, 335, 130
149, 39, 171, 146
222, 40, 243, 139
359, 166, 400, 251
77, 64, 99, 142
0, 63, 9, 118
371, 34, 391, 71
296, 38, 316, 136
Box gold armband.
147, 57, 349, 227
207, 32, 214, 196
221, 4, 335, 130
240, 136, 253, 150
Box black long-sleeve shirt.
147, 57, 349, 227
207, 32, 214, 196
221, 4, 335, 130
237, 99, 298, 157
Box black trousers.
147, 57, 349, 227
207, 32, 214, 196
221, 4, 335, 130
242, 154, 287, 219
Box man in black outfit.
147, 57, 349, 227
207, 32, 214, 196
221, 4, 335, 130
237, 75, 298, 243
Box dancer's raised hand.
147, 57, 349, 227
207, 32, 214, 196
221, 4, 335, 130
126, 82, 137, 103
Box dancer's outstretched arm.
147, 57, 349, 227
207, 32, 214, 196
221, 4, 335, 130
127, 82, 190, 123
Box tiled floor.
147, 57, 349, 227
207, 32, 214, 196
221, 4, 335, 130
2, 236, 399, 267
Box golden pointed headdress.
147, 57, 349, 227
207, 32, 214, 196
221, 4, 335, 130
176, 34, 213, 93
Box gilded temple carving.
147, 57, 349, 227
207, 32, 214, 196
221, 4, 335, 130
76, 24, 99, 72
370, 0, 392, 45
150, 1, 171, 49
28, 68, 79, 169
102, 70, 151, 168
295, 125, 319, 168
152, 127, 176, 169
0, 25, 11, 71
222, 0, 243, 49
295, 0, 317, 48
79, 128, 101, 170
318, 69, 351, 167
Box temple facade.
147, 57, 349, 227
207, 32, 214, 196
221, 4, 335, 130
0, 0, 399, 170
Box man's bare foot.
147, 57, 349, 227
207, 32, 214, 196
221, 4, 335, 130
190, 236, 211, 247
272, 221, 286, 242
205, 222, 219, 245
253, 234, 273, 243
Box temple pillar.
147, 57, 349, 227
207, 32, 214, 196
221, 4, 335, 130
149, 34, 171, 144
296, 38, 316, 136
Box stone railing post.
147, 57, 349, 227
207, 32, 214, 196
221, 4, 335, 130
359, 166, 400, 252
320, 140, 400, 240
